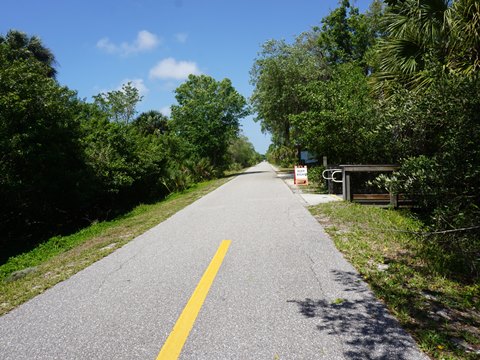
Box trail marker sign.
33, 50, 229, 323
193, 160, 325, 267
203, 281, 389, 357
294, 165, 308, 185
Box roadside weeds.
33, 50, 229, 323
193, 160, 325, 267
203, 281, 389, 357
309, 202, 480, 360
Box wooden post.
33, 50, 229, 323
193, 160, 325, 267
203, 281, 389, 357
328, 176, 334, 194
342, 168, 351, 201
390, 193, 399, 208
346, 174, 351, 201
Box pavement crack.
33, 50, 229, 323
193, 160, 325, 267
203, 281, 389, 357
304, 251, 323, 290
93, 251, 140, 295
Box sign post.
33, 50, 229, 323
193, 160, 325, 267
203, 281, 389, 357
294, 165, 308, 185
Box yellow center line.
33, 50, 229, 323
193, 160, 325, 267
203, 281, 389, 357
156, 240, 232, 360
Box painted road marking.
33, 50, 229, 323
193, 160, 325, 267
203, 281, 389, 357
156, 240, 231, 360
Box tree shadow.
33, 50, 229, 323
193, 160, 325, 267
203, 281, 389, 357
288, 270, 426, 360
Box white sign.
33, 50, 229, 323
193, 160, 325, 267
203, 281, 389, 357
294, 165, 308, 185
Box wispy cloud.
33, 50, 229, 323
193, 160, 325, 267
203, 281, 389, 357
149, 57, 201, 80
97, 30, 161, 56
96, 38, 117, 53
119, 78, 149, 96
174, 32, 188, 44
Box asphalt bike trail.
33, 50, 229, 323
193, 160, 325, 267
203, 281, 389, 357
0, 162, 428, 359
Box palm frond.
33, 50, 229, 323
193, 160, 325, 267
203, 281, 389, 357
445, 0, 480, 75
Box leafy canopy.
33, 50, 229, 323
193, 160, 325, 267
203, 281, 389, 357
171, 74, 248, 170
250, 37, 328, 148
93, 82, 142, 124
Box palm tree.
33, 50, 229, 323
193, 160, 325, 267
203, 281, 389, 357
372, 0, 450, 93
0, 30, 57, 78
446, 0, 480, 76
372, 0, 480, 93
133, 110, 169, 135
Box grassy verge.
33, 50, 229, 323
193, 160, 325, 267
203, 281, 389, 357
0, 177, 230, 316
309, 202, 480, 360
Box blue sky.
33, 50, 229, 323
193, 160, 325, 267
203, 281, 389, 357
1, 0, 372, 154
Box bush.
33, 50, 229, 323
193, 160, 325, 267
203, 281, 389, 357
377, 76, 480, 276
0, 54, 92, 258
307, 165, 325, 185
266, 145, 297, 167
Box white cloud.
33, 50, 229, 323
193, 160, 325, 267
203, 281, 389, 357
160, 106, 172, 117
119, 78, 149, 96
174, 32, 188, 44
96, 38, 117, 53
97, 30, 160, 56
135, 30, 160, 51
149, 57, 201, 80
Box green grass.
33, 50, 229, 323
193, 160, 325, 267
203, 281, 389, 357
0, 177, 230, 316
310, 202, 480, 360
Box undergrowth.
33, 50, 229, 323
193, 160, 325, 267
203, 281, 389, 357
310, 202, 480, 360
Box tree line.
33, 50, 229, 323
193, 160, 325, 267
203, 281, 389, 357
0, 30, 260, 262
250, 0, 480, 276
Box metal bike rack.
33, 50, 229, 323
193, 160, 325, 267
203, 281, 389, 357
322, 169, 342, 183
322, 168, 343, 195
330, 170, 343, 184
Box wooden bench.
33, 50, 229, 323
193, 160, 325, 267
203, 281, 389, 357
323, 164, 415, 208
352, 194, 390, 202
352, 193, 413, 207
340, 165, 399, 203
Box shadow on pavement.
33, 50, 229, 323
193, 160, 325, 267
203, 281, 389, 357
288, 270, 425, 360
